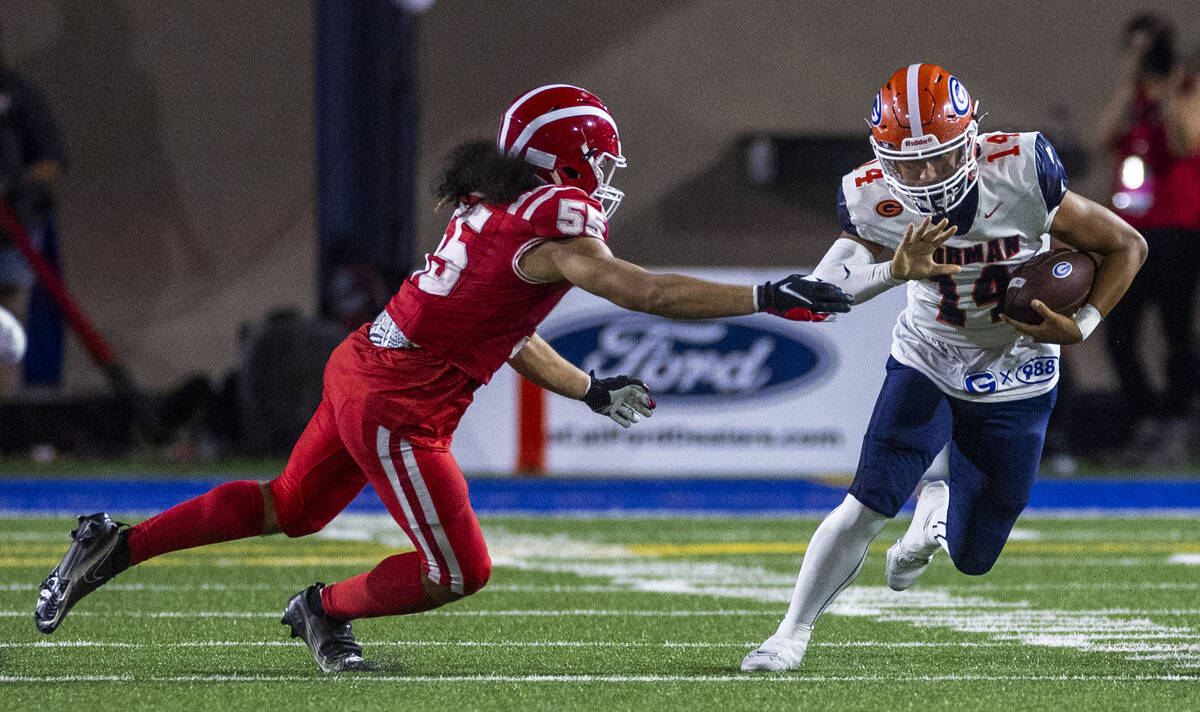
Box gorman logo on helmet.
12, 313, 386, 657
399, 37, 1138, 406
949, 76, 971, 116
544, 315, 835, 402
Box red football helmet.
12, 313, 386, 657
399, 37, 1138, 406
497, 84, 626, 217
869, 63, 980, 214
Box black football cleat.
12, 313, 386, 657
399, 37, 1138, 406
36, 513, 130, 634
282, 583, 377, 673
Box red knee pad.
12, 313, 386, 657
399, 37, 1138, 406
458, 554, 492, 596
269, 477, 334, 538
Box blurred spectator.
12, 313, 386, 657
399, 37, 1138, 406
1093, 14, 1200, 468
0, 49, 67, 395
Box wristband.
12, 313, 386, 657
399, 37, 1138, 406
1073, 304, 1102, 341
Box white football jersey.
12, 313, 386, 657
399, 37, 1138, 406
839, 131, 1069, 402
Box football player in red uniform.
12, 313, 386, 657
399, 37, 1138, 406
35, 84, 852, 672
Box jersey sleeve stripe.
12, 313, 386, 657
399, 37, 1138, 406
512, 238, 552, 284
507, 186, 543, 215
520, 185, 574, 221
507, 184, 558, 216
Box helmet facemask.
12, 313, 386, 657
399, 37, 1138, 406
872, 120, 979, 216
586, 150, 626, 218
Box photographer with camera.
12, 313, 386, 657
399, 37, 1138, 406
1093, 13, 1200, 467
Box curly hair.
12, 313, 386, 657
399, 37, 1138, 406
435, 140, 542, 209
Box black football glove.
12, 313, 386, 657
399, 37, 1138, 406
756, 275, 852, 321
581, 371, 655, 428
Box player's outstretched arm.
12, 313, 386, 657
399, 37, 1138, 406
1002, 191, 1147, 345
507, 333, 654, 428
520, 237, 850, 321
810, 219, 959, 305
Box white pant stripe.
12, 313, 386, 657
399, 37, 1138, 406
398, 439, 465, 595
376, 427, 441, 585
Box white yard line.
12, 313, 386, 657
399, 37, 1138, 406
0, 583, 276, 592
4, 517, 1199, 673
5, 581, 1198, 594
0, 639, 1052, 650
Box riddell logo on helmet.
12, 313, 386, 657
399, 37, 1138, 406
901, 135, 938, 150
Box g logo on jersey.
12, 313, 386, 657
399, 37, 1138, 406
949, 77, 970, 116
1052, 261, 1073, 278
875, 199, 903, 218
870, 92, 882, 126
964, 371, 997, 394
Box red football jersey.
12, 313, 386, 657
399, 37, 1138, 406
385, 184, 608, 383
1112, 91, 1200, 230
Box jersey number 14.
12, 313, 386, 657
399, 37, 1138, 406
932, 265, 1011, 327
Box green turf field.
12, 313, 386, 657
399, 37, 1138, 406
2, 514, 1197, 711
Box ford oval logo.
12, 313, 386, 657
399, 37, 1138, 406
543, 315, 835, 401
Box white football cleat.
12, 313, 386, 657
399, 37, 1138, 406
886, 479, 949, 591
741, 632, 810, 672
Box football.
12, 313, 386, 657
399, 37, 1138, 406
1001, 248, 1096, 325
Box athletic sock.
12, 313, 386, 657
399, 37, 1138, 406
125, 480, 265, 566
899, 485, 950, 557
776, 494, 889, 639
320, 551, 438, 620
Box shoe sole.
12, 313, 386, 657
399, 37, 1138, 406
281, 596, 374, 673
282, 600, 339, 674
885, 543, 931, 592
741, 657, 795, 672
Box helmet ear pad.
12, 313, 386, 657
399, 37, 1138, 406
546, 149, 602, 195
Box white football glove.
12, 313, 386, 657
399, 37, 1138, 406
580, 371, 655, 428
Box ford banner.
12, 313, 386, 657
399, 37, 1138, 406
452, 268, 907, 476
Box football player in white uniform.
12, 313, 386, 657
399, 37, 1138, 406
742, 63, 1147, 672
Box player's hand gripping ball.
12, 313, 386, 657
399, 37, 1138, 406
1001, 248, 1096, 325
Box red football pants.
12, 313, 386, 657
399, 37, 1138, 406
268, 332, 491, 603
